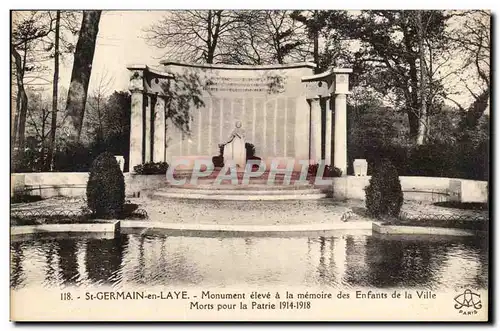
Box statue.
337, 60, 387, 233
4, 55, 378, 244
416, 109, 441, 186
219, 121, 246, 169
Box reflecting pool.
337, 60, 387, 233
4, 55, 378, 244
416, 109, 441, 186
10, 231, 488, 290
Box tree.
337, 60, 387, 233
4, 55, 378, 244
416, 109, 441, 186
101, 91, 131, 170
144, 10, 240, 64
21, 89, 52, 171
253, 11, 309, 64
65, 10, 101, 143
46, 10, 60, 170
11, 11, 55, 159
220, 10, 310, 65
84, 70, 114, 144
415, 11, 428, 145
330, 10, 450, 144
290, 10, 322, 71
446, 10, 490, 128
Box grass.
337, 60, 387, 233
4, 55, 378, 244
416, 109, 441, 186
11, 194, 43, 204
433, 201, 488, 211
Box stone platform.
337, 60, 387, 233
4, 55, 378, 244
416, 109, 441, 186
149, 170, 331, 201
150, 186, 329, 201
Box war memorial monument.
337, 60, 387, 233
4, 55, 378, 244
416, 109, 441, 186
127, 61, 352, 177
10, 10, 490, 322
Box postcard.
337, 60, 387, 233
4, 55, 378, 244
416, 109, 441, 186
10, 9, 490, 322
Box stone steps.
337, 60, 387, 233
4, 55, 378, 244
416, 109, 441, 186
150, 170, 331, 201
151, 190, 329, 201
168, 177, 313, 186
171, 170, 308, 179
156, 187, 324, 195
162, 183, 315, 190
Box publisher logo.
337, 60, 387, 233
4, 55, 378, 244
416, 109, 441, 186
454, 289, 482, 315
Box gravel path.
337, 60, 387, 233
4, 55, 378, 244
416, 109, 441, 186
11, 196, 488, 226
142, 198, 361, 225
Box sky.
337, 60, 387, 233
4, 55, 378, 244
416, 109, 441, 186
59, 11, 167, 93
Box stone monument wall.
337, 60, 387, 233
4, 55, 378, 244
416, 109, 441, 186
161, 62, 315, 165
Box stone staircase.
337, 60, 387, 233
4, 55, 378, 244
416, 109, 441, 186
147, 170, 332, 201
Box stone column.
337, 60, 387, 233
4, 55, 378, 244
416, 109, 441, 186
333, 69, 351, 176
324, 97, 332, 166
144, 95, 152, 163
309, 96, 322, 164
334, 94, 347, 175
129, 71, 145, 171
153, 96, 166, 162
294, 96, 310, 166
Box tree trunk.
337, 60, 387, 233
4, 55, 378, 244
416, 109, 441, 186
65, 10, 101, 143
11, 45, 28, 159
465, 87, 490, 127
47, 10, 60, 171
313, 10, 320, 73
416, 12, 427, 145
406, 103, 420, 141
40, 108, 47, 170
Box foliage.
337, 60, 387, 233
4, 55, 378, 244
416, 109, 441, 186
308, 163, 342, 178
86, 152, 125, 219
212, 144, 225, 168
365, 159, 404, 218
212, 142, 261, 169
327, 10, 450, 143
53, 141, 94, 172
133, 162, 169, 175
11, 193, 42, 204
446, 11, 490, 126
87, 91, 131, 171
14, 91, 131, 173
245, 143, 256, 158
347, 95, 489, 180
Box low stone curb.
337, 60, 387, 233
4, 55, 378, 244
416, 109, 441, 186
119, 220, 373, 232
372, 222, 477, 237
10, 220, 120, 236
10, 220, 484, 237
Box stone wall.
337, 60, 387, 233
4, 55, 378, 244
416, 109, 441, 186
161, 62, 315, 165
11, 173, 167, 199
12, 172, 89, 198
332, 176, 488, 203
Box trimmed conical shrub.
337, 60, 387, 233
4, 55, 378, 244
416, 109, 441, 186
365, 158, 403, 218
86, 152, 125, 218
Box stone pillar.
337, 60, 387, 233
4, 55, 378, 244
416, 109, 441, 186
129, 71, 145, 171
153, 96, 166, 162
144, 95, 152, 163
309, 96, 322, 164
333, 69, 351, 176
334, 94, 347, 175
324, 97, 332, 166
294, 96, 310, 166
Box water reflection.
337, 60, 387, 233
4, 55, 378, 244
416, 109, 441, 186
10, 232, 488, 290
56, 239, 79, 285
86, 236, 127, 284
10, 241, 23, 288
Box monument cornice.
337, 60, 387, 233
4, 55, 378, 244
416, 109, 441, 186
159, 61, 317, 71
126, 64, 175, 79
301, 68, 353, 82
